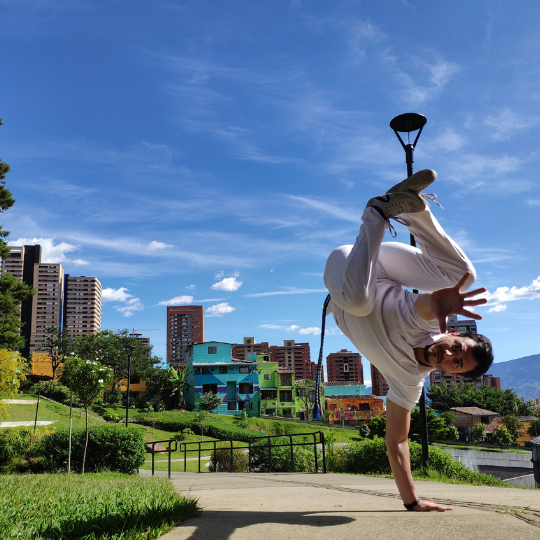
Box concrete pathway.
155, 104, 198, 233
0, 421, 56, 427
140, 470, 540, 540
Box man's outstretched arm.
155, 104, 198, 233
385, 399, 452, 512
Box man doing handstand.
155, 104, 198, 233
324, 169, 493, 512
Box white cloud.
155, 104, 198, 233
481, 276, 540, 309
298, 327, 321, 335
102, 287, 133, 303
206, 302, 235, 317
260, 324, 300, 332
245, 288, 328, 298
146, 240, 174, 251
158, 295, 194, 306
528, 199, 540, 207
484, 109, 538, 141
488, 304, 507, 313
117, 298, 144, 317
186, 284, 197, 290
9, 237, 88, 266
211, 272, 243, 291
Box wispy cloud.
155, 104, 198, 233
528, 199, 540, 207
260, 324, 300, 332
287, 195, 360, 223
158, 295, 194, 306
245, 288, 327, 298
117, 298, 144, 318
488, 304, 507, 313
484, 109, 539, 141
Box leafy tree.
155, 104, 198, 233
528, 419, 540, 438
193, 410, 209, 442
61, 357, 114, 473
0, 273, 34, 351
198, 391, 223, 412
500, 414, 524, 443
492, 425, 513, 446
0, 349, 28, 415
427, 381, 532, 417
0, 119, 35, 351
39, 326, 74, 380
409, 408, 458, 442
367, 414, 387, 438
294, 379, 316, 419
73, 329, 158, 388
471, 422, 487, 443
144, 365, 192, 409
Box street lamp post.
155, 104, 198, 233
124, 342, 137, 428
390, 112, 430, 469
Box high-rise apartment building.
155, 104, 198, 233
447, 314, 477, 334
167, 305, 204, 366
232, 337, 318, 381
370, 364, 389, 396
63, 275, 102, 338
2, 245, 102, 358
326, 349, 363, 383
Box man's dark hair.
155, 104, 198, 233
461, 332, 493, 377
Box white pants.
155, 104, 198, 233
324, 207, 476, 317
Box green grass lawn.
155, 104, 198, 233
0, 472, 198, 539
0, 396, 104, 432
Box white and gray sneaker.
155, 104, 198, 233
386, 168, 437, 194
386, 168, 443, 210
367, 190, 426, 221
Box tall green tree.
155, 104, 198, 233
61, 356, 114, 473
0, 120, 34, 350
145, 365, 192, 409
0, 349, 28, 415
73, 329, 158, 387
294, 379, 316, 419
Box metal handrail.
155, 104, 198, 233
146, 439, 178, 478
179, 431, 326, 474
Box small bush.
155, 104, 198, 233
34, 424, 145, 474
0, 428, 41, 468
249, 437, 317, 472
210, 445, 249, 472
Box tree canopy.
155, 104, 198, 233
427, 381, 533, 417
0, 119, 35, 351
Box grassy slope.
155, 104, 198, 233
0, 396, 104, 431
0, 472, 198, 540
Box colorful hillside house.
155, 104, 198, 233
252, 353, 299, 418
326, 394, 385, 425
185, 342, 259, 416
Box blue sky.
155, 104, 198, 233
2, 1, 540, 385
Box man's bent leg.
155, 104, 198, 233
378, 208, 475, 293
324, 207, 387, 316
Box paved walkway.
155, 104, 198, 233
139, 470, 540, 540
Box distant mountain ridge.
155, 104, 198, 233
489, 353, 540, 402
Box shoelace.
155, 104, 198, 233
420, 192, 444, 209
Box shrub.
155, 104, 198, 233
249, 437, 317, 472
0, 428, 41, 468
32, 380, 70, 403
210, 445, 249, 472
34, 424, 145, 474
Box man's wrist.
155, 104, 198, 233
404, 496, 420, 511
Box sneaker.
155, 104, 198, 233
367, 190, 425, 221
386, 168, 437, 194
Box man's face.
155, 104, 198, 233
423, 333, 478, 375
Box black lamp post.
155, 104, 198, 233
390, 112, 430, 469
124, 341, 137, 428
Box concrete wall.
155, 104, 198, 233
440, 447, 533, 470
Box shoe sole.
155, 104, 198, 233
386, 169, 437, 194
367, 191, 425, 219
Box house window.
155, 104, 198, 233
219, 366, 228, 374
308, 390, 316, 402
202, 383, 218, 394
228, 401, 237, 411
239, 383, 253, 394
239, 366, 249, 374
261, 390, 277, 400
280, 390, 292, 402
328, 404, 336, 410
343, 363, 349, 372
264, 374, 271, 380
208, 346, 217, 354
481, 416, 489, 424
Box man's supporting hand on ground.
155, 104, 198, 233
385, 400, 453, 512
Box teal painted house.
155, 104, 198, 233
186, 341, 260, 416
